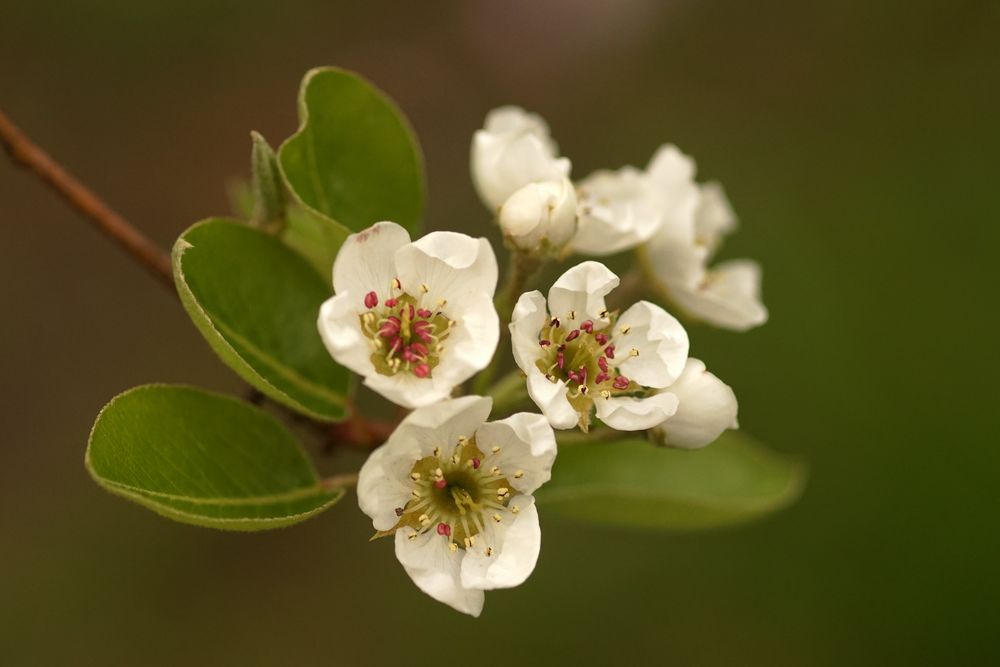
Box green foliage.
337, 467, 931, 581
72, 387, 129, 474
278, 67, 425, 264
173, 218, 349, 421
538, 432, 805, 530
86, 385, 345, 531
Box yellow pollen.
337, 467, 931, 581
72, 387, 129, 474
492, 513, 502, 523
409, 472, 421, 481
600, 390, 611, 399
437, 298, 447, 308
420, 283, 429, 293
514, 470, 524, 479
620, 325, 631, 334
491, 446, 501, 454
629, 348, 639, 357
511, 505, 520, 514
432, 447, 440, 457
490, 466, 501, 475
485, 547, 494, 556
568, 310, 576, 320
408, 532, 418, 541
497, 487, 510, 498
392, 278, 402, 290
449, 542, 458, 552
600, 310, 609, 319
418, 514, 430, 525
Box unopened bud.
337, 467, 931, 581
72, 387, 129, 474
498, 177, 577, 254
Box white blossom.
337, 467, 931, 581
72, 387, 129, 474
357, 396, 556, 617
317, 222, 499, 409
471, 106, 571, 211
498, 177, 578, 254
572, 144, 700, 256
645, 182, 768, 331
510, 261, 695, 431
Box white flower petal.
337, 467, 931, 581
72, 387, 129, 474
644, 233, 709, 290
671, 259, 768, 331
331, 221, 410, 299
317, 291, 376, 378
471, 106, 571, 209
644, 144, 700, 245
657, 357, 738, 448
395, 528, 484, 617
612, 300, 690, 388
362, 372, 452, 410
547, 261, 620, 323
509, 290, 549, 372
573, 167, 663, 256
394, 232, 499, 309
460, 496, 540, 592
526, 367, 579, 430
357, 440, 415, 531
595, 392, 679, 431
695, 181, 737, 247
475, 413, 557, 495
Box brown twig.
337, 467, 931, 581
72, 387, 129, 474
0, 109, 174, 291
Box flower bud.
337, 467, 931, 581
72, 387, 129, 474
498, 178, 577, 254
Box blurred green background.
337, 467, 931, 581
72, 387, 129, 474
2, 1, 997, 664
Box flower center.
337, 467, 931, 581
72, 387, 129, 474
358, 283, 454, 378
391, 436, 516, 553
534, 314, 636, 413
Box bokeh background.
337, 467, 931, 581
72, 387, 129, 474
2, 1, 998, 664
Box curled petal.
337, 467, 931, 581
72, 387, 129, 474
509, 290, 549, 372
612, 300, 689, 388
460, 496, 540, 592
670, 260, 768, 332
395, 528, 485, 617
547, 261, 619, 324
656, 357, 739, 448
475, 413, 557, 495
525, 367, 579, 430
594, 392, 679, 431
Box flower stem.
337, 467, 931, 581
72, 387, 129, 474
495, 251, 542, 325
0, 108, 175, 291
321, 471, 359, 489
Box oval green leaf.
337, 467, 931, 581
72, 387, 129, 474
279, 66, 425, 239
86, 385, 345, 531
173, 218, 349, 421
538, 432, 805, 530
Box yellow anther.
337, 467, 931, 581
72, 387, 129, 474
485, 546, 494, 557
568, 310, 576, 320
490, 466, 501, 475
620, 325, 631, 335
491, 446, 501, 454
418, 514, 430, 525
511, 505, 520, 514
420, 283, 429, 293
514, 470, 524, 479
408, 532, 418, 541
437, 298, 448, 308
392, 278, 402, 290
600, 390, 611, 399
451, 454, 460, 464
409, 472, 421, 481
458, 435, 468, 445
448, 542, 458, 552
432, 447, 440, 457
411, 489, 422, 498
497, 487, 510, 498
600, 310, 609, 319
629, 348, 639, 357
492, 513, 502, 523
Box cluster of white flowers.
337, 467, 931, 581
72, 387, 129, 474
316, 106, 767, 616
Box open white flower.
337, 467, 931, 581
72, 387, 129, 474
471, 106, 571, 211
572, 144, 700, 256
645, 182, 768, 331
317, 222, 499, 409
511, 261, 695, 432
358, 396, 556, 617
498, 177, 578, 255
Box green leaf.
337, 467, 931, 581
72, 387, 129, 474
173, 218, 349, 421
86, 385, 345, 531
538, 432, 805, 530
279, 66, 425, 237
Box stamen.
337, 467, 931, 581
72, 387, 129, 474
581, 320, 594, 333
613, 375, 630, 390
409, 472, 421, 481
492, 513, 503, 523
629, 348, 639, 357
595, 333, 609, 345
604, 345, 616, 359
600, 389, 611, 399
491, 446, 501, 454
436, 522, 451, 537
550, 317, 561, 328
565, 329, 580, 342
449, 542, 458, 552
539, 339, 551, 347
514, 470, 524, 479
620, 325, 631, 335
598, 357, 609, 372
385, 297, 398, 307
489, 466, 501, 475
511, 505, 520, 514
364, 291, 378, 309
394, 507, 404, 517
414, 363, 430, 378
392, 278, 402, 290
420, 283, 429, 293
471, 458, 481, 469
435, 478, 447, 489
485, 546, 494, 557
568, 310, 576, 320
